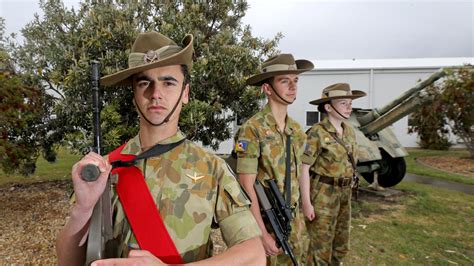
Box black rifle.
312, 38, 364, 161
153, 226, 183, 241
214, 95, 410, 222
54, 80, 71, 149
254, 179, 298, 266
81, 61, 117, 265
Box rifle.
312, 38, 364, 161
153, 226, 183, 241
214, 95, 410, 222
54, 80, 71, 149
81, 61, 117, 265
254, 179, 298, 266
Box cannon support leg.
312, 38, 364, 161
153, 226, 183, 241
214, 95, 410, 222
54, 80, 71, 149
368, 171, 385, 191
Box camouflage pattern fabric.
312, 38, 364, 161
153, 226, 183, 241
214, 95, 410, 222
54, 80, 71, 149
234, 104, 309, 265
302, 116, 358, 265
110, 131, 261, 263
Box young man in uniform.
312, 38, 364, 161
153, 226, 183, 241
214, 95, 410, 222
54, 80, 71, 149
300, 83, 366, 265
233, 54, 313, 265
56, 31, 265, 265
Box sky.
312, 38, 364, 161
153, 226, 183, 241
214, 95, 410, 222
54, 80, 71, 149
1, 0, 473, 61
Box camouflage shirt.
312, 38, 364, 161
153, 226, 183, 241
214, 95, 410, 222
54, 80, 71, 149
234, 104, 306, 206
302, 116, 359, 178
110, 131, 260, 263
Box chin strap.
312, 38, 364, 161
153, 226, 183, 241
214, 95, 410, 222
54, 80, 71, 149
329, 102, 349, 119
267, 83, 294, 105
135, 83, 186, 127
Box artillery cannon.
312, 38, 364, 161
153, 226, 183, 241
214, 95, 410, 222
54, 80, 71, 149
347, 69, 446, 187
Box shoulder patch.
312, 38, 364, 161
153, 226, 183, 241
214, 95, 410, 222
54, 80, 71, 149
235, 140, 249, 152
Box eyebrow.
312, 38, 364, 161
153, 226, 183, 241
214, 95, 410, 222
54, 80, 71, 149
133, 75, 179, 83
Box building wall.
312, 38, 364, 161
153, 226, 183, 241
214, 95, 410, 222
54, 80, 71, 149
210, 58, 473, 154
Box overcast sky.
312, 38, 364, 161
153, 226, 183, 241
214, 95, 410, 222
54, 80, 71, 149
1, 0, 473, 60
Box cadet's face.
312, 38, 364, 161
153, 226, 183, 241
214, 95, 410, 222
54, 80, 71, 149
329, 98, 353, 119
268, 74, 299, 104
132, 65, 189, 126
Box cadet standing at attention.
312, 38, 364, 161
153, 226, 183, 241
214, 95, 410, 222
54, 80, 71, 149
300, 83, 366, 265
234, 54, 314, 265
56, 31, 265, 265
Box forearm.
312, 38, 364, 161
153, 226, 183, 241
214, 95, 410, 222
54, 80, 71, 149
189, 237, 265, 265
56, 204, 93, 266
238, 174, 269, 236
299, 164, 312, 205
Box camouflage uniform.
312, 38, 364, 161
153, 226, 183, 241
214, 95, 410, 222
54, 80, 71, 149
111, 131, 261, 263
235, 104, 309, 266
302, 116, 358, 265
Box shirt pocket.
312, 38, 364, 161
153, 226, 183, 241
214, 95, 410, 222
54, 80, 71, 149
322, 142, 346, 162
159, 186, 214, 224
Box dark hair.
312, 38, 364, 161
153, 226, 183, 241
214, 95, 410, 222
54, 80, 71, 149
318, 102, 328, 113
262, 77, 274, 87
181, 65, 190, 85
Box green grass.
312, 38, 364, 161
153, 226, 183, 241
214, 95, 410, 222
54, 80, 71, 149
347, 181, 474, 265
405, 148, 474, 185
0, 148, 81, 187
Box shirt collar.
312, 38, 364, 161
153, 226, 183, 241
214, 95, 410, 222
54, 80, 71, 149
121, 130, 186, 155
321, 116, 349, 134
262, 104, 294, 135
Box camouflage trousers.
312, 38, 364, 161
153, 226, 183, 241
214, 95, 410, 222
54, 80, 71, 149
306, 180, 352, 266
268, 208, 309, 266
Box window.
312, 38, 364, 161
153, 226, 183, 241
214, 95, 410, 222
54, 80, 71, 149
306, 111, 321, 126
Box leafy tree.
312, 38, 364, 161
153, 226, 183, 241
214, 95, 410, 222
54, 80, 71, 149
0, 18, 56, 175
408, 85, 451, 150
409, 66, 474, 156
7, 0, 280, 173
441, 67, 474, 157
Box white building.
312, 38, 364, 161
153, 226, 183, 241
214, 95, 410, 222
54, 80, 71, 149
212, 57, 473, 154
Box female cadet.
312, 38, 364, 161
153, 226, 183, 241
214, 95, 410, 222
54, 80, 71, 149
300, 83, 366, 265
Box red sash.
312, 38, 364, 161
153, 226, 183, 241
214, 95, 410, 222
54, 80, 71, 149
109, 144, 184, 264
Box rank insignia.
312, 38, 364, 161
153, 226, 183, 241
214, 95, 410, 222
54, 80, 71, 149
235, 140, 248, 152
186, 172, 204, 183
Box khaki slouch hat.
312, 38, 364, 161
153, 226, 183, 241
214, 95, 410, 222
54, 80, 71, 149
246, 54, 314, 86
101, 31, 194, 86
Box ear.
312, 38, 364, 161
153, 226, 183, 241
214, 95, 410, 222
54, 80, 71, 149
262, 83, 272, 96
324, 103, 331, 113
182, 84, 190, 104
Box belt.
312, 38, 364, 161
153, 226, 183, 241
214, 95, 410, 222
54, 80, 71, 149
312, 174, 352, 187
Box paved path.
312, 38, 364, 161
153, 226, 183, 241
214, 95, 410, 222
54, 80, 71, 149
403, 173, 474, 195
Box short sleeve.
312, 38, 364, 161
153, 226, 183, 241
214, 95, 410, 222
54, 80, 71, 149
235, 124, 260, 174
214, 163, 261, 247
301, 126, 321, 165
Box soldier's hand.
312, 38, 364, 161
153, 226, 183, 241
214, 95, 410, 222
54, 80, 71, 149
262, 232, 282, 256
71, 152, 112, 212
302, 201, 315, 221
91, 250, 165, 265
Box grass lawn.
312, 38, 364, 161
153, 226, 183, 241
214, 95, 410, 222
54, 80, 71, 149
405, 148, 474, 185
347, 180, 474, 265
0, 148, 81, 187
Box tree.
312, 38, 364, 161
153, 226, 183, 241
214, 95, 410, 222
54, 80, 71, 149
0, 18, 56, 175
7, 0, 280, 172
441, 67, 474, 157
408, 66, 474, 157
408, 85, 451, 150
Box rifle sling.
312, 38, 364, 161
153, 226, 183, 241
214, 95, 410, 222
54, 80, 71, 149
321, 126, 357, 174
285, 135, 292, 207
109, 139, 185, 264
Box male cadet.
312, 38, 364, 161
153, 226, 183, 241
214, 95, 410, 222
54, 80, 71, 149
234, 54, 314, 265
56, 31, 265, 265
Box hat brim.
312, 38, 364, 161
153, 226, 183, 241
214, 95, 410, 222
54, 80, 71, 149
100, 34, 194, 87
246, 59, 314, 86
309, 90, 366, 105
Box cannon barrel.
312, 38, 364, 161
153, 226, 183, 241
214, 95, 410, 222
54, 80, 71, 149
358, 68, 446, 135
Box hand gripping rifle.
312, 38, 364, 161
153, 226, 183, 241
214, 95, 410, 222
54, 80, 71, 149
81, 61, 117, 265
254, 179, 298, 266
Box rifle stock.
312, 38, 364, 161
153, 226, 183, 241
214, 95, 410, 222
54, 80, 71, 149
254, 179, 298, 266
83, 61, 116, 265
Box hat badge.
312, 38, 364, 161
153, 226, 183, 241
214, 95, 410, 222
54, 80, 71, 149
144, 50, 159, 63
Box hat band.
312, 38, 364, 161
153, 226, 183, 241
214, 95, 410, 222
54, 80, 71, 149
326, 90, 353, 98
128, 45, 182, 68
262, 63, 297, 73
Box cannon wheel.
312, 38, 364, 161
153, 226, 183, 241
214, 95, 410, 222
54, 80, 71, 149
361, 151, 406, 187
